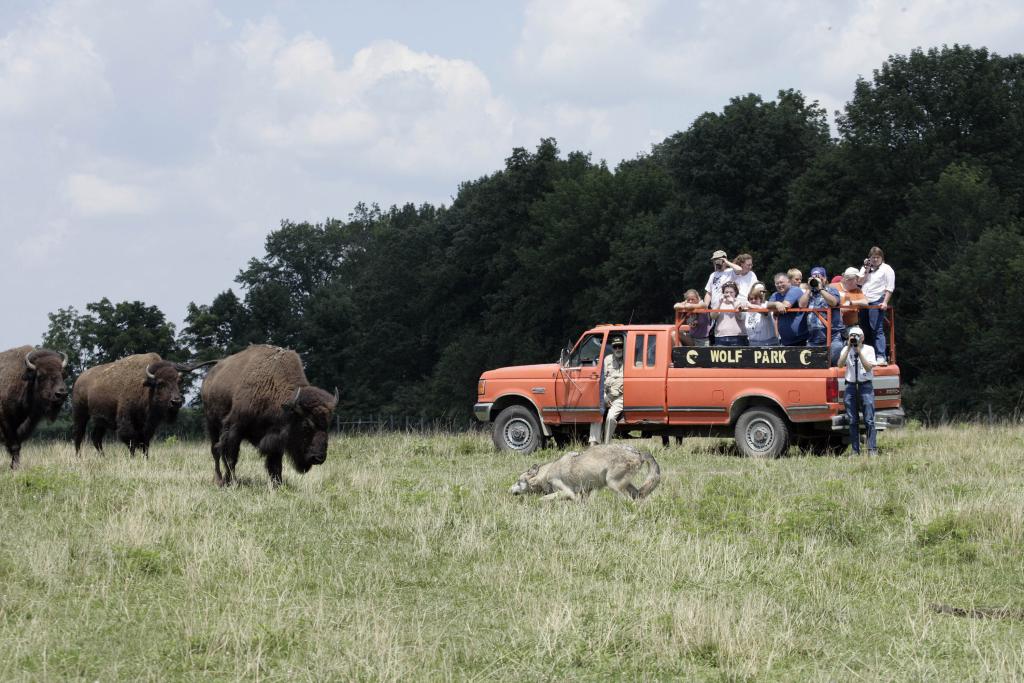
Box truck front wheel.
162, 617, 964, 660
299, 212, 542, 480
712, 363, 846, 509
735, 408, 789, 458
492, 405, 542, 454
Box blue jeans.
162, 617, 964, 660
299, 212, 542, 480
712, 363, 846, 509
829, 333, 846, 366
714, 335, 748, 347
749, 337, 780, 346
845, 381, 876, 453
860, 299, 888, 361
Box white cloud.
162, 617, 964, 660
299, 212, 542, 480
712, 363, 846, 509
66, 173, 158, 216
0, 3, 110, 120
222, 31, 516, 177
821, 0, 1024, 81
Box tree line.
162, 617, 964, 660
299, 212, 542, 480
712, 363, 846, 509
43, 45, 1024, 423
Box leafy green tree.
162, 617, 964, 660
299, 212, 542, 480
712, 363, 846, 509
905, 223, 1024, 417
78, 299, 180, 364
179, 289, 250, 362
663, 89, 830, 272
41, 306, 87, 381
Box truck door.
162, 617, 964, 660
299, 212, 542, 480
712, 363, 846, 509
622, 331, 667, 424
554, 332, 606, 425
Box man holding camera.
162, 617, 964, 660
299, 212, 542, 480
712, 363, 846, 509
857, 246, 895, 365
799, 266, 844, 363
703, 249, 735, 310
838, 325, 878, 456
589, 336, 625, 445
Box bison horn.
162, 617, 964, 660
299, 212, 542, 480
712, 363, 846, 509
60, 352, 68, 368
24, 351, 37, 371
145, 364, 157, 380
283, 387, 302, 413
333, 386, 340, 403
183, 359, 218, 373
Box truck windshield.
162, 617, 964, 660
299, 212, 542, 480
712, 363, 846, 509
569, 334, 603, 367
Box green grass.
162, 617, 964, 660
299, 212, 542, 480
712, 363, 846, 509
1, 425, 1023, 680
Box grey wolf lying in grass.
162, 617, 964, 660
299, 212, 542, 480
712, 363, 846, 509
509, 444, 660, 501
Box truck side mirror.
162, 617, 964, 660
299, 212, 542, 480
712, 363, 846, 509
559, 347, 570, 367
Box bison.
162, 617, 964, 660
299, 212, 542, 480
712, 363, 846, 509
200, 344, 338, 487
71, 354, 215, 457
0, 346, 68, 469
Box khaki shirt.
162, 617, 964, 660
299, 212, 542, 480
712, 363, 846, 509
603, 352, 624, 401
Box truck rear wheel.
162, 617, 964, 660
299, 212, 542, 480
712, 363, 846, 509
492, 405, 542, 454
735, 408, 789, 459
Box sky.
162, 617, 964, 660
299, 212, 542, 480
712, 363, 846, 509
2, 0, 1021, 350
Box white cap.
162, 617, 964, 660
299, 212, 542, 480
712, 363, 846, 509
843, 267, 860, 278
847, 326, 863, 337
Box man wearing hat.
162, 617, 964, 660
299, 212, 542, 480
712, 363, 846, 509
589, 335, 626, 445
838, 267, 869, 328
838, 325, 878, 456
799, 266, 844, 363
702, 249, 735, 311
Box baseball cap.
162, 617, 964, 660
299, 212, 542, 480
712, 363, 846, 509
810, 266, 827, 277
610, 337, 624, 347
843, 267, 860, 277
710, 250, 727, 260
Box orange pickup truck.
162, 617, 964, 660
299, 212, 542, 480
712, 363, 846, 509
474, 317, 903, 457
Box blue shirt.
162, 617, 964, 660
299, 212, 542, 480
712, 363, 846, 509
807, 286, 844, 338
769, 286, 808, 345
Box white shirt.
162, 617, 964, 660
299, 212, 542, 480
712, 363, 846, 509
603, 352, 624, 399
730, 270, 758, 301
859, 262, 895, 302
843, 345, 876, 384
704, 269, 735, 309
743, 307, 775, 341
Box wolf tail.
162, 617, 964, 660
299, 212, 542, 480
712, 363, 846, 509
636, 449, 661, 499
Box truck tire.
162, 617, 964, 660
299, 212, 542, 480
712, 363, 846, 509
735, 408, 789, 459
492, 405, 542, 454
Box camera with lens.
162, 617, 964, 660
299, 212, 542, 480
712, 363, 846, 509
808, 276, 822, 291
862, 258, 875, 274
848, 334, 862, 347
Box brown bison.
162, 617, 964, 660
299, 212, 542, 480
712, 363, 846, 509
201, 345, 338, 487
72, 354, 215, 457
0, 346, 68, 469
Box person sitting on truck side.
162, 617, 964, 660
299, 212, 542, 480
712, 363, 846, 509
724, 253, 758, 302
710, 281, 748, 347
588, 335, 626, 446
767, 272, 808, 346
857, 246, 895, 365
799, 265, 844, 363
838, 266, 868, 327
673, 289, 711, 347
838, 325, 878, 456
703, 249, 735, 311
742, 282, 779, 346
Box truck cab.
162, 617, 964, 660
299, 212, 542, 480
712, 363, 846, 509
474, 318, 903, 457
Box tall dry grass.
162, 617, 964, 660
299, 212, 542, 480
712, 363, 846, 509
0, 424, 1022, 680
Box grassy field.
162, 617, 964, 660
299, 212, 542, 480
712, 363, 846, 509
1, 425, 1023, 681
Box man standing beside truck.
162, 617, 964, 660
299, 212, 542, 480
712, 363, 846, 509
589, 336, 625, 446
